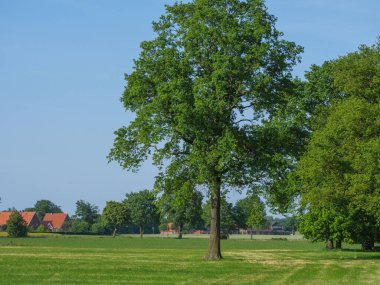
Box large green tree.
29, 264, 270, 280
102, 201, 130, 237
296, 97, 380, 250
109, 0, 302, 259
25, 200, 62, 220
73, 200, 100, 227
289, 40, 380, 250
124, 190, 158, 238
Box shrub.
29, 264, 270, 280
7, 212, 28, 237
37, 224, 46, 233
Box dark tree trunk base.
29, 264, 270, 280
335, 240, 342, 250
362, 240, 374, 251
326, 239, 334, 249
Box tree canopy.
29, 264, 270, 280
73, 200, 100, 226
109, 0, 303, 259
293, 40, 380, 250
27, 200, 62, 220
102, 201, 130, 237
202, 194, 237, 232
7, 212, 28, 238
155, 165, 204, 238
124, 190, 158, 238
297, 97, 380, 249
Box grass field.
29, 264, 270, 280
0, 235, 379, 284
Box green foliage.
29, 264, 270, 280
108, 0, 303, 257
246, 195, 266, 230
37, 224, 46, 233
332, 40, 380, 102
102, 201, 130, 236
155, 163, 204, 235
124, 190, 158, 237
90, 221, 110, 235
68, 219, 91, 234
159, 223, 168, 231
74, 200, 100, 225
234, 195, 266, 229
7, 212, 28, 237
234, 197, 251, 228
296, 97, 380, 246
279, 40, 380, 248
31, 200, 62, 220
202, 195, 236, 231
272, 40, 380, 214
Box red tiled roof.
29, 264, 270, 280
20, 212, 38, 225
0, 211, 38, 226
0, 212, 12, 226
42, 213, 69, 229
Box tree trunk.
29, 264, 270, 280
335, 239, 342, 249
362, 240, 374, 251
178, 224, 183, 239
205, 175, 222, 260
326, 239, 334, 249
140, 225, 144, 238
250, 227, 253, 240
112, 227, 117, 238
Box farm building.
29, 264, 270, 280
42, 213, 69, 231
0, 211, 41, 228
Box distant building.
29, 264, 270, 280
42, 213, 70, 231
160, 223, 178, 235
0, 211, 41, 228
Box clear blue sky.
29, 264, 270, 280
1, 0, 379, 215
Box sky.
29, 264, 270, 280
0, 0, 379, 215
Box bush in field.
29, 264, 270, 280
37, 224, 45, 233
7, 212, 28, 237
91, 221, 110, 235
69, 219, 90, 233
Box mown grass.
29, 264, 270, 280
0, 235, 379, 284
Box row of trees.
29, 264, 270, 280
3, 193, 296, 238
95, 190, 294, 238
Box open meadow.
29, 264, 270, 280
0, 235, 379, 284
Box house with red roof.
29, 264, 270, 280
42, 213, 69, 231
0, 211, 41, 228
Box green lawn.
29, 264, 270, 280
0, 235, 379, 284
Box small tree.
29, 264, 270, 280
7, 212, 28, 237
124, 190, 158, 238
246, 196, 266, 239
156, 165, 204, 239
37, 224, 46, 233
102, 201, 130, 237
73, 200, 100, 225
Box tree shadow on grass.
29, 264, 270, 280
340, 246, 380, 253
